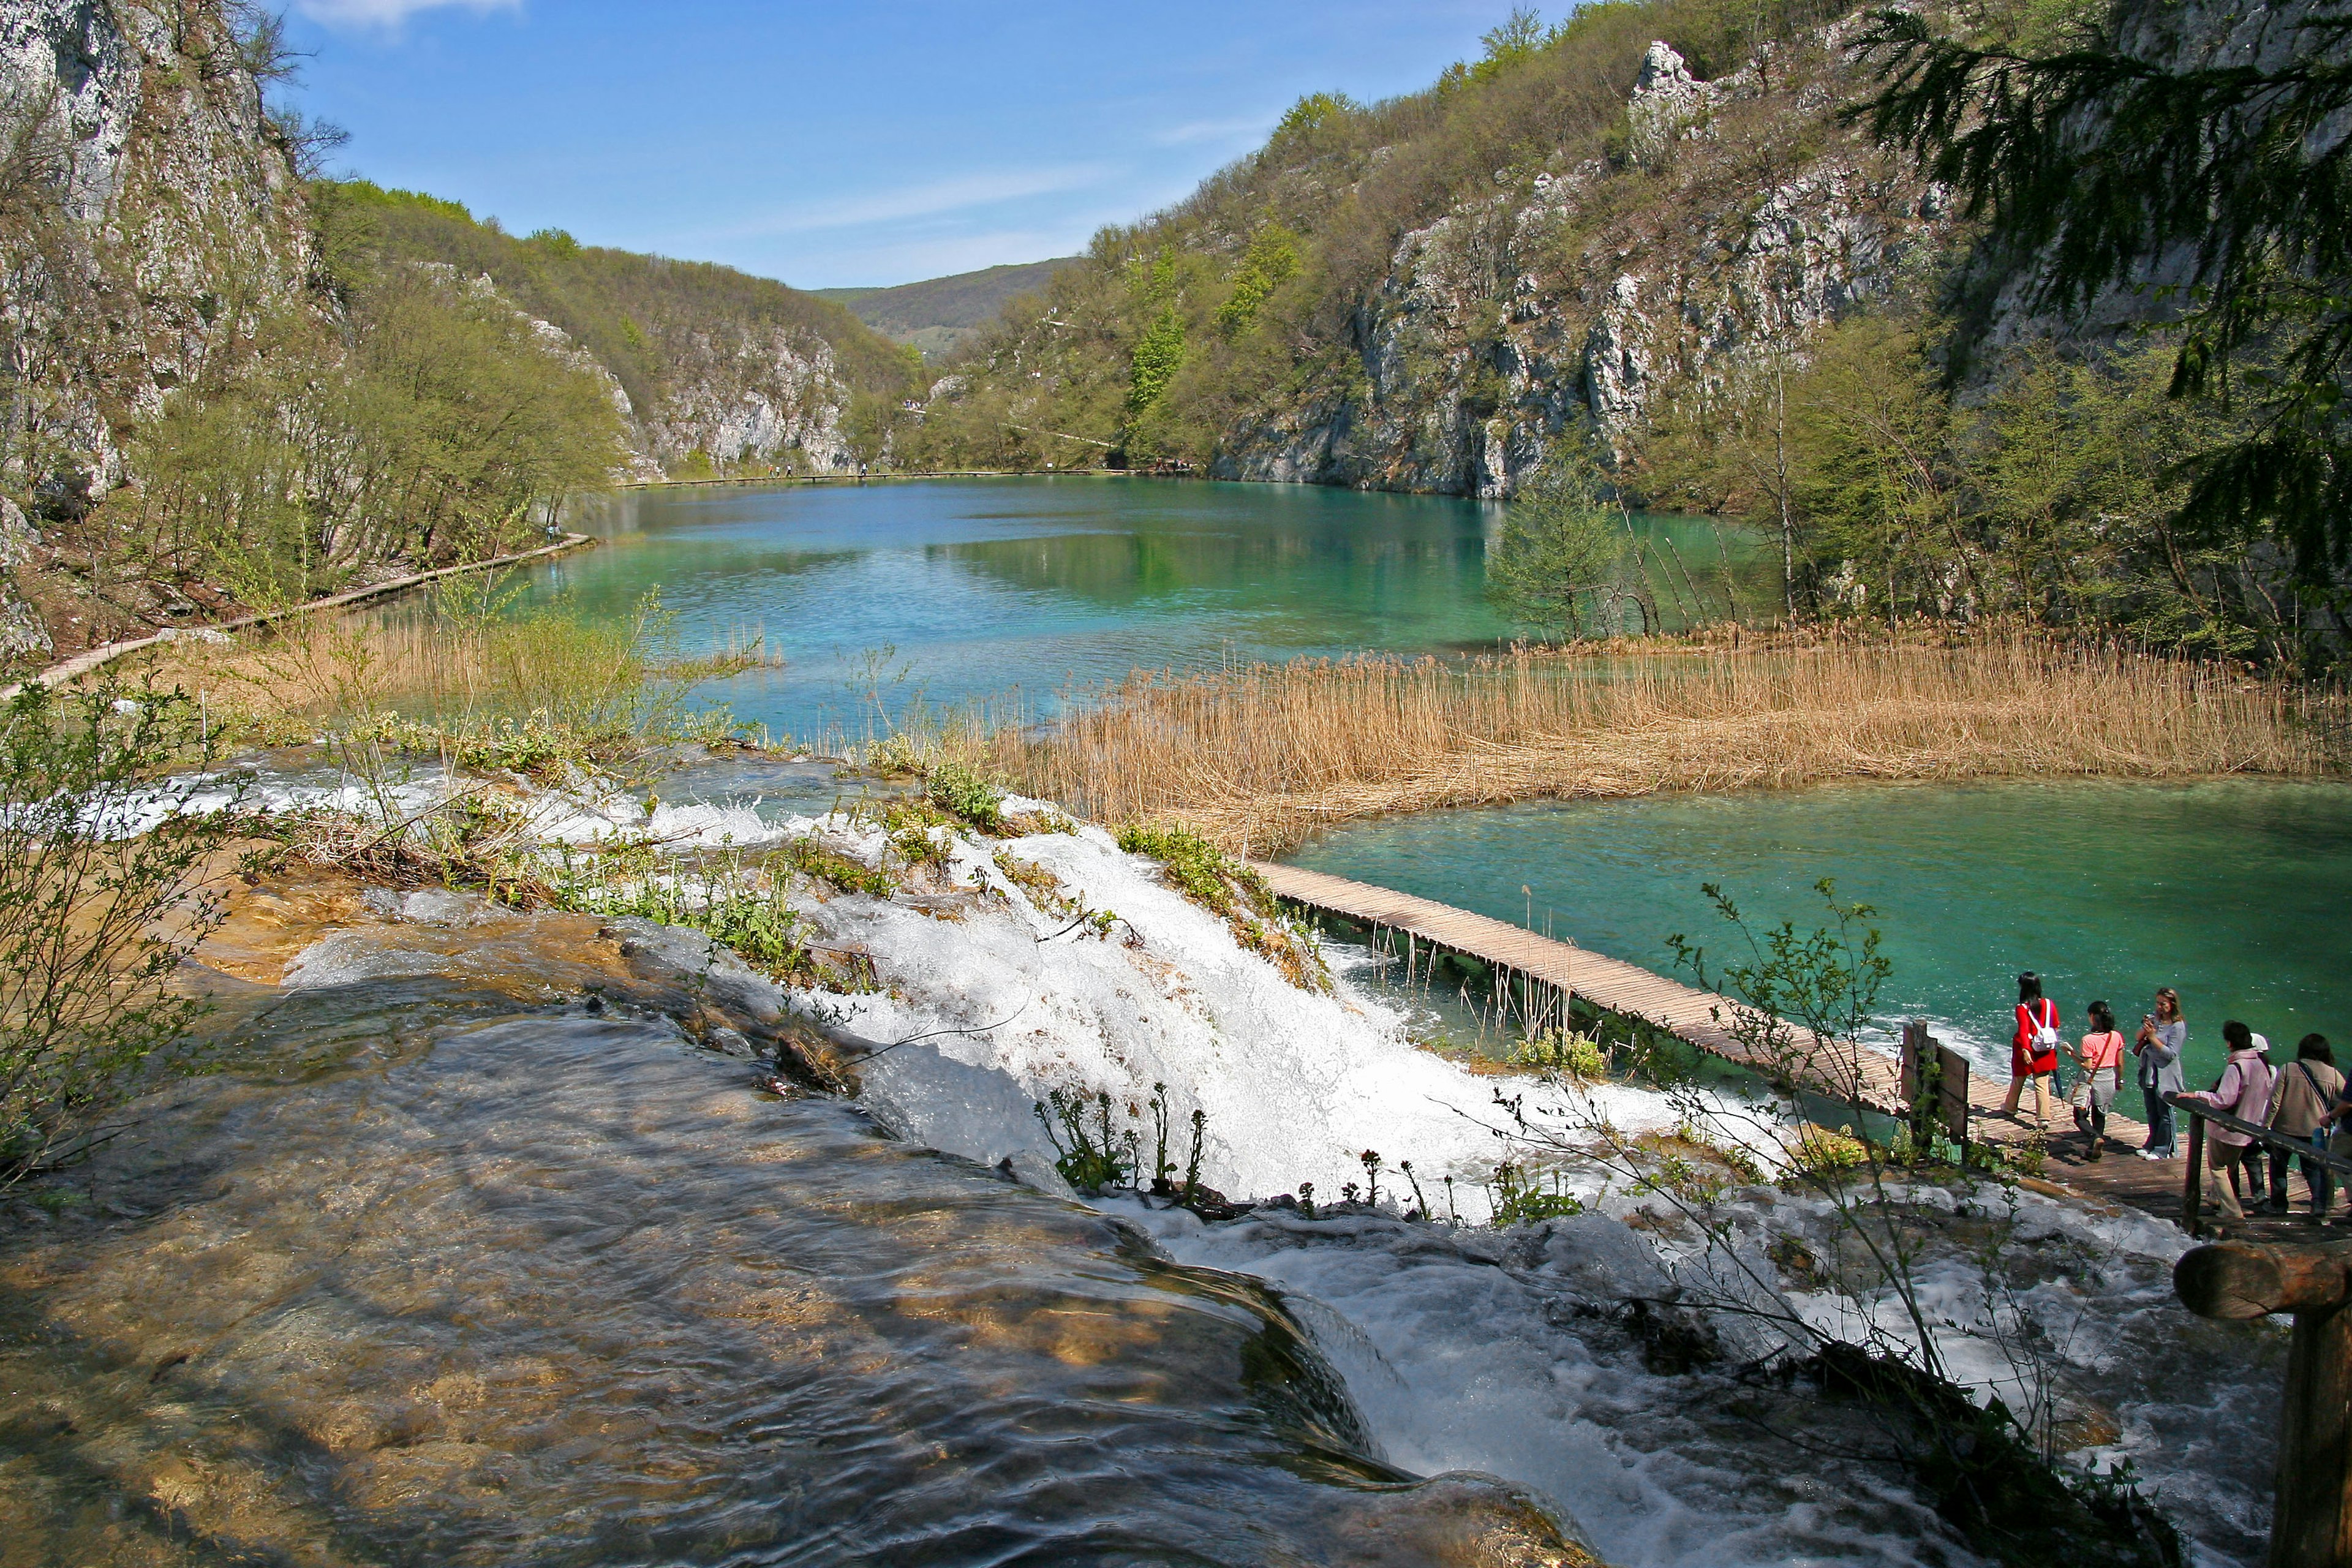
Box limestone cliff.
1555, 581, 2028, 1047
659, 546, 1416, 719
918, 15, 1949, 497
0, 0, 313, 657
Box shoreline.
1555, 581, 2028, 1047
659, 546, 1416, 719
0, 532, 598, 703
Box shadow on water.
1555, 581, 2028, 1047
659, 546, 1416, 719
0, 968, 1580, 1567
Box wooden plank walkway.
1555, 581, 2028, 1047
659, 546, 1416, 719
1255, 861, 1924, 1115
1254, 862, 2343, 1237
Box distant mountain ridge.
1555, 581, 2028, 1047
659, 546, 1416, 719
818, 259, 1079, 357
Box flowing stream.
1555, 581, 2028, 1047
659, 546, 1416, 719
7, 477, 2329, 1564
0, 926, 1575, 1567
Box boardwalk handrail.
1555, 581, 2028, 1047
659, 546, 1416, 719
2166, 1088, 2352, 1235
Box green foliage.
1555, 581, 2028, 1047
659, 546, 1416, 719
1787, 1123, 1869, 1180
124, 259, 627, 605
1275, 91, 1357, 139
1213, 225, 1301, 336
1035, 1085, 1142, 1193
924, 758, 1005, 831
1509, 1028, 1608, 1080
544, 843, 823, 984
779, 836, 899, 899
1850, 6, 2352, 590
1484, 450, 1629, 639
0, 681, 251, 1185
1487, 1161, 1586, 1224
1127, 309, 1186, 419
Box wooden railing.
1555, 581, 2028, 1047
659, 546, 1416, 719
2163, 1090, 2352, 1234
2164, 1097, 2352, 1564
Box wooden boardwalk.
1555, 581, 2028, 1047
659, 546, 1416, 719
1250, 862, 2340, 1235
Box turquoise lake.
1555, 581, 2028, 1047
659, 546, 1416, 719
1285, 778, 2352, 1091
519, 477, 2348, 1093
530, 477, 1771, 744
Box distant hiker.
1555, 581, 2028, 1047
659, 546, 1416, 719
2002, 971, 2062, 1128
2179, 1020, 2274, 1221
2134, 987, 2187, 1159
2070, 1000, 2128, 1159
2264, 1034, 2343, 1219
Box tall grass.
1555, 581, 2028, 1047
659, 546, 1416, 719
148, 589, 769, 768
976, 637, 2345, 855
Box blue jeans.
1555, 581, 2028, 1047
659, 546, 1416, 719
2141, 1085, 2176, 1156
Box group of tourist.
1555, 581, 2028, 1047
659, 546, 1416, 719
2000, 973, 2346, 1223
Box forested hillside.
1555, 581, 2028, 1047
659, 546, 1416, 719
330, 182, 921, 478
0, 0, 917, 671
909, 0, 2351, 666
908, 0, 1915, 490
819, 258, 1078, 357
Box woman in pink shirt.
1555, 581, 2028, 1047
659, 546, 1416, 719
2179, 1020, 2276, 1222
2070, 1000, 2128, 1160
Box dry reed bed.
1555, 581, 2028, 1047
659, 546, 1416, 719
998, 642, 2345, 856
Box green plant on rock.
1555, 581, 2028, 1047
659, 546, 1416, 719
1510, 1027, 1608, 1081
1486, 1161, 1585, 1225
1114, 821, 1332, 992
1036, 1086, 1140, 1193
925, 759, 1005, 832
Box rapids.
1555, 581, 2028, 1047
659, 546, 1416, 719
0, 759, 2290, 1566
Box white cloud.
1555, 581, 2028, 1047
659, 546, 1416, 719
712, 165, 1115, 241
292, 0, 518, 28
1152, 114, 1276, 148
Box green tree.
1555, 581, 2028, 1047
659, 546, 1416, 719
1213, 225, 1301, 336
1788, 312, 1968, 624
1485, 450, 1626, 639
1850, 6, 2352, 587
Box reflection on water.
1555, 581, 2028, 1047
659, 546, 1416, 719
1286, 778, 2352, 1088
0, 952, 1583, 1566
515, 478, 1772, 742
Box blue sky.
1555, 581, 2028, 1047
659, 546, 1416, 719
282, 1, 1532, 289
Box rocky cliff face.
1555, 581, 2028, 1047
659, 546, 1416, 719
0, 0, 309, 492
0, 0, 311, 659
1210, 36, 1942, 497
639, 323, 856, 474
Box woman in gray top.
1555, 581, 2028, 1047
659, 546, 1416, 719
2135, 986, 2187, 1159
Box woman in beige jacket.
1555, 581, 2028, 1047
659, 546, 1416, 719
2268, 1034, 2345, 1218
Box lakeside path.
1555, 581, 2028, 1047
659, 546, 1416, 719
1255, 861, 2320, 1243
0, 532, 598, 703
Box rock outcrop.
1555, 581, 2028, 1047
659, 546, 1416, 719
0, 0, 311, 498
640, 323, 856, 473
1208, 37, 1941, 496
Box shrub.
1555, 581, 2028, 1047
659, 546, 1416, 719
1487, 1161, 1586, 1225
1787, 1123, 1870, 1182
1510, 1027, 1608, 1080
925, 758, 1005, 831
0, 681, 253, 1185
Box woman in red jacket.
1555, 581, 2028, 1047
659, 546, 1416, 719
2002, 971, 2062, 1128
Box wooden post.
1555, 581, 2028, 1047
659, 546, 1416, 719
2185, 1109, 2207, 1235
1902, 1022, 1971, 1148
1936, 1044, 1970, 1147
2174, 1241, 2352, 1567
